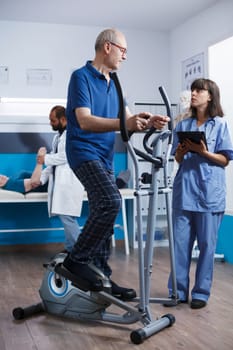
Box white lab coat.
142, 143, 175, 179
40, 130, 84, 217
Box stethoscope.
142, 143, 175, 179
190, 117, 216, 144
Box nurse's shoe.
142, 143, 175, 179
190, 299, 207, 309
163, 297, 188, 307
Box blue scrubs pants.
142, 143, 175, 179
168, 209, 223, 301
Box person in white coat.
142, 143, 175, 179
38, 105, 84, 252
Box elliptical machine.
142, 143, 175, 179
12, 75, 177, 344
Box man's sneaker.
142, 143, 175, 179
110, 280, 136, 300
55, 255, 103, 292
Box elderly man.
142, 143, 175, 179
58, 28, 169, 298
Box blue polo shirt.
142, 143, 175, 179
66, 61, 119, 171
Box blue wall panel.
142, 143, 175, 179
1, 149, 232, 263
216, 215, 233, 264
0, 154, 37, 176
0, 151, 128, 245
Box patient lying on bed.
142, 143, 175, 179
0, 147, 47, 194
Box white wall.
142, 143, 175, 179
1, 2, 232, 110
0, 21, 169, 110
209, 36, 233, 214
170, 0, 233, 213
170, 0, 233, 101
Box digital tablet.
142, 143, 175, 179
177, 131, 208, 149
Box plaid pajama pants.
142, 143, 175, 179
71, 160, 122, 277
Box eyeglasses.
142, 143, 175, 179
109, 41, 127, 56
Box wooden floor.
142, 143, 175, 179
0, 242, 232, 350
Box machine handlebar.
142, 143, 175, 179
112, 73, 173, 165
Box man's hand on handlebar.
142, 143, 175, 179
148, 115, 170, 130
126, 113, 170, 132
126, 113, 152, 131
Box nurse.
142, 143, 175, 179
166, 78, 233, 309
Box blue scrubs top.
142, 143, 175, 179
66, 61, 119, 171
172, 116, 233, 212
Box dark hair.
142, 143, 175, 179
190, 78, 224, 118
50, 105, 66, 120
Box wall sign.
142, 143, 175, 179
0, 66, 9, 84
182, 53, 204, 90
26, 68, 52, 86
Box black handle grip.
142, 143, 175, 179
111, 72, 129, 142
158, 86, 174, 142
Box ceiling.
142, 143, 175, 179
0, 0, 220, 32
